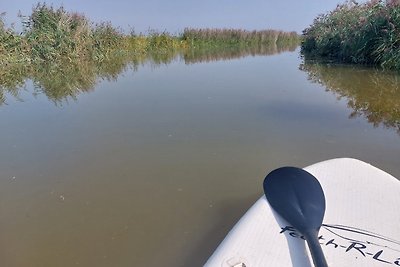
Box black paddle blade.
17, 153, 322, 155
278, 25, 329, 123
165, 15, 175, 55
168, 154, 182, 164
263, 167, 326, 234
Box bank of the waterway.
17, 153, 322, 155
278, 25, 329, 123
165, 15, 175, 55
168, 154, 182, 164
301, 0, 400, 70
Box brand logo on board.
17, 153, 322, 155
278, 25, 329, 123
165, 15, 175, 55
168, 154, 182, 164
280, 224, 400, 265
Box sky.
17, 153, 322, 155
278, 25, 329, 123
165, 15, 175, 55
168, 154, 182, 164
1, 0, 361, 34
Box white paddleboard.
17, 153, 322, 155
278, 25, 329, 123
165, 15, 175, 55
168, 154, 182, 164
205, 158, 400, 266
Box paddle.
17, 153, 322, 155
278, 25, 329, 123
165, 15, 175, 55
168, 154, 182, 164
263, 167, 328, 267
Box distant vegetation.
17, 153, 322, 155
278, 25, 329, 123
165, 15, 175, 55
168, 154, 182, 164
181, 28, 299, 64
301, 0, 400, 69
0, 3, 299, 105
182, 28, 299, 48
0, 3, 299, 67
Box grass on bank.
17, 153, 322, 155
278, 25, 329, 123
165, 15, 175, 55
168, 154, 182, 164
1, 3, 185, 66
1, 3, 300, 67
301, 0, 400, 69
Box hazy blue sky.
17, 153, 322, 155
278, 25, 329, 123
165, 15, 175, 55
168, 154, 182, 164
1, 0, 360, 34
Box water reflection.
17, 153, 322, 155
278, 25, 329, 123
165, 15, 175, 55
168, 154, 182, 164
0, 44, 295, 105
2, 43, 400, 267
0, 63, 30, 104
31, 62, 97, 104
182, 42, 298, 64
300, 62, 400, 134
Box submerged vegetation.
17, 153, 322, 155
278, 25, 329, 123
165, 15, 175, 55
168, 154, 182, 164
0, 3, 299, 105
301, 0, 400, 69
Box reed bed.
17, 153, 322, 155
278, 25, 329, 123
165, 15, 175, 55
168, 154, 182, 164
1, 4, 184, 66
0, 3, 185, 104
0, 3, 300, 104
301, 0, 400, 69
1, 3, 299, 67
183, 28, 300, 48
0, 14, 30, 64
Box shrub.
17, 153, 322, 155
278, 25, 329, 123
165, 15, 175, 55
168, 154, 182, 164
0, 14, 30, 64
22, 3, 93, 63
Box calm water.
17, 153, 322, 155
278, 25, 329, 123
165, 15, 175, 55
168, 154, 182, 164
1, 48, 400, 266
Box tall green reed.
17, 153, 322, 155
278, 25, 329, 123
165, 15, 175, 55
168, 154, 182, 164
1, 3, 300, 105
22, 3, 94, 64
302, 0, 400, 69
0, 13, 30, 64
182, 28, 299, 48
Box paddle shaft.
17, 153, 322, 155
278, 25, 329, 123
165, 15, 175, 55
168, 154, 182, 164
304, 231, 328, 267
